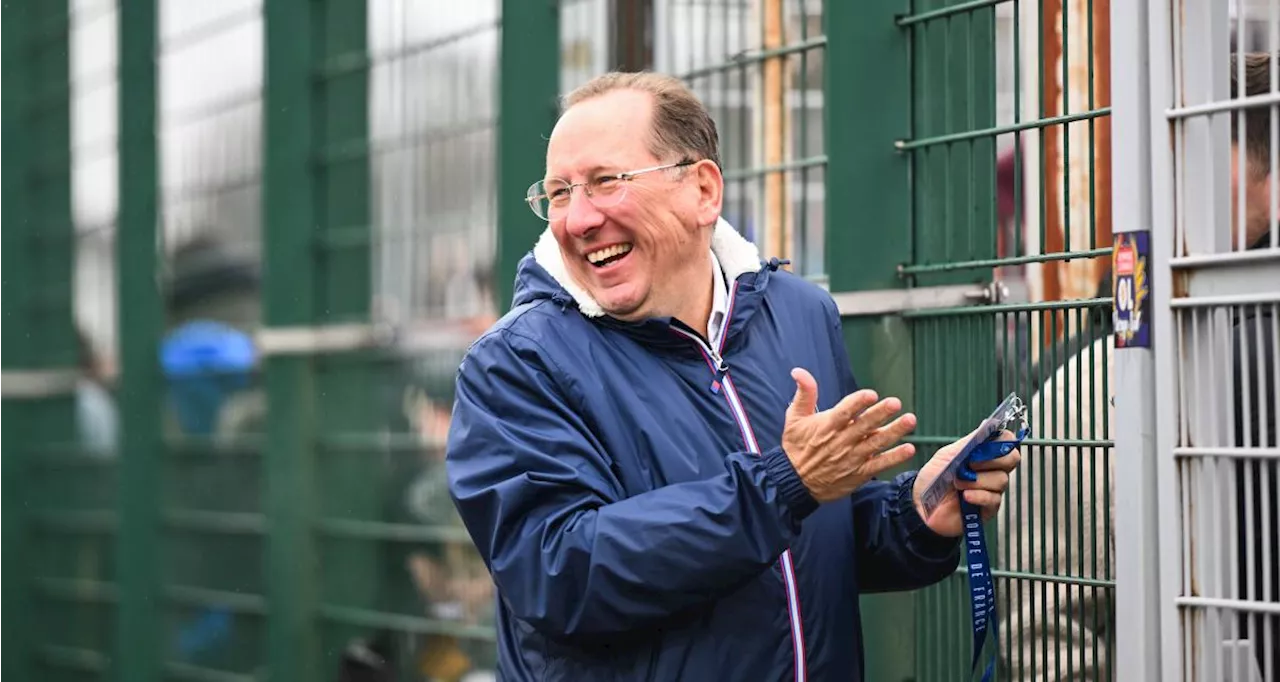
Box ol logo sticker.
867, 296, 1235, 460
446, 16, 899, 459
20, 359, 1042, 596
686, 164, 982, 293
1113, 231, 1151, 349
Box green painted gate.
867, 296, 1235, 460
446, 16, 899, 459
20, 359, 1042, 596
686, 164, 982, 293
2, 0, 1116, 680
3, 1, 553, 680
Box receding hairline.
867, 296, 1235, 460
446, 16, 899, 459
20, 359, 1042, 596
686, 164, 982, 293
555, 83, 664, 154
560, 71, 690, 110
557, 71, 723, 169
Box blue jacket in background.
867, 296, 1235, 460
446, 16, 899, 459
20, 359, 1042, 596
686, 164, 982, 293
446, 221, 960, 681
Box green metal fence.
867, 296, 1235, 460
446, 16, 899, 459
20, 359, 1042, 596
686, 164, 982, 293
893, 0, 1116, 680
5, 3, 107, 681
3, 0, 1117, 679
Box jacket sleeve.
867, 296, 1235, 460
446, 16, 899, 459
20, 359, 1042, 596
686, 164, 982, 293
445, 328, 820, 643
823, 299, 961, 592
850, 472, 962, 591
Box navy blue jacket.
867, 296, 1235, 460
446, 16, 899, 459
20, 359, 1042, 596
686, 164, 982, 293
446, 222, 961, 681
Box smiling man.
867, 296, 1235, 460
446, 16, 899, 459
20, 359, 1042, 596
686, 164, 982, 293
444, 71, 1023, 681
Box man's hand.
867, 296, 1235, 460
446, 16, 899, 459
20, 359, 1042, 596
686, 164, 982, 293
911, 427, 1022, 537
782, 368, 918, 503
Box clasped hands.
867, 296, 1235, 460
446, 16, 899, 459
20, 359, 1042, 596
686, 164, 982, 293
781, 368, 1022, 538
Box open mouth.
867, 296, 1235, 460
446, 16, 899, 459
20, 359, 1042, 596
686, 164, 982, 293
586, 243, 633, 268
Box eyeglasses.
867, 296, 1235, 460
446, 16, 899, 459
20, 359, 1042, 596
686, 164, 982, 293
525, 160, 695, 221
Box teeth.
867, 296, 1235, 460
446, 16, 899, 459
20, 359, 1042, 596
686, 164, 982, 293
586, 243, 633, 264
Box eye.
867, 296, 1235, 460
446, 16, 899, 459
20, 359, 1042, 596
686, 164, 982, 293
547, 186, 572, 203
594, 175, 622, 191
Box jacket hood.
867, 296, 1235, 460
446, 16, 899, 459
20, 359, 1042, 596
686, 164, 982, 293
512, 217, 766, 316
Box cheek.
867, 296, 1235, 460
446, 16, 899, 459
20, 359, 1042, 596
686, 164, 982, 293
549, 220, 571, 245
1252, 181, 1274, 215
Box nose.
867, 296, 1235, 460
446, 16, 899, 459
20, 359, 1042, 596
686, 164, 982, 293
562, 187, 606, 239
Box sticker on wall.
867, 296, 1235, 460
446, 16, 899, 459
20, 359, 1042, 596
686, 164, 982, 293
1112, 231, 1152, 349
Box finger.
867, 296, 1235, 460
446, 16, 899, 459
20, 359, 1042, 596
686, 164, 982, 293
855, 413, 918, 454
962, 489, 1004, 510
954, 469, 1010, 493
787, 368, 819, 418
846, 396, 905, 437
970, 448, 1022, 472
830, 388, 880, 422
866, 442, 917, 476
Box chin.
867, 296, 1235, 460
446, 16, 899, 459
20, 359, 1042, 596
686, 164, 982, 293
596, 289, 649, 320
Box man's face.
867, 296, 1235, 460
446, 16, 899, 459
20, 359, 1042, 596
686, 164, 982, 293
544, 89, 722, 321
1231, 144, 1277, 248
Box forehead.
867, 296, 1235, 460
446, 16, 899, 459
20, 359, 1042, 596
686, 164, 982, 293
546, 89, 655, 177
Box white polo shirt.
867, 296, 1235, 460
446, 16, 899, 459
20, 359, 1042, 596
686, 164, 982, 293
708, 250, 729, 347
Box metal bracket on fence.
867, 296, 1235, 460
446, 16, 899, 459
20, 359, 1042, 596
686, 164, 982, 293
1, 368, 81, 399
256, 321, 481, 357
831, 280, 1023, 317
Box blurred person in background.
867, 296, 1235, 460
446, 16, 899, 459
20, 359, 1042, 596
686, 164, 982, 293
399, 347, 498, 682
999, 51, 1277, 682
444, 71, 1023, 681
159, 234, 263, 669
76, 326, 118, 459
161, 234, 263, 441
1227, 50, 1278, 682
394, 268, 502, 682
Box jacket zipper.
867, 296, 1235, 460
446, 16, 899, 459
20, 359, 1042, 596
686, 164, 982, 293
668, 322, 809, 682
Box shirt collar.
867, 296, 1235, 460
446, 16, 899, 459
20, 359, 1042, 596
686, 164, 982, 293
708, 249, 729, 347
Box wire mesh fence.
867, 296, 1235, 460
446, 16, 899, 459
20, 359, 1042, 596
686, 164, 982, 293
151, 3, 268, 678
14, 1, 1234, 680
14, 2, 123, 679
897, 0, 1117, 679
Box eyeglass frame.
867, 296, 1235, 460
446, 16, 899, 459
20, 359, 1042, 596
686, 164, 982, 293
525, 159, 697, 221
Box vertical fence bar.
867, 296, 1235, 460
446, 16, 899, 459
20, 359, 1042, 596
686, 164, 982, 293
1110, 0, 1161, 678
497, 0, 560, 312
264, 0, 318, 678
2, 4, 33, 680
115, 0, 163, 680
826, 0, 915, 678
312, 0, 375, 671
33, 0, 102, 671
1145, 0, 1184, 675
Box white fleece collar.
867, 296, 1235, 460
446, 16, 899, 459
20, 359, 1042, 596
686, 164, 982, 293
531, 217, 763, 318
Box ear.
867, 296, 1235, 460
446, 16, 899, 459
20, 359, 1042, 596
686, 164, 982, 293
692, 159, 724, 228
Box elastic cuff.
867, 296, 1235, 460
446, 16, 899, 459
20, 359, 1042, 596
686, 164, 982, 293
762, 446, 820, 521
893, 471, 961, 557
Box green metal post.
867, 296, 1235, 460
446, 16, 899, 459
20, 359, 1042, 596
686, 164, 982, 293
115, 0, 163, 680
825, 1, 917, 680
264, 0, 319, 678
266, 0, 373, 675
496, 0, 560, 313
312, 0, 377, 669
315, 1, 371, 323
825, 0, 910, 297
2, 4, 33, 680
30, 0, 92, 672
29, 6, 77, 342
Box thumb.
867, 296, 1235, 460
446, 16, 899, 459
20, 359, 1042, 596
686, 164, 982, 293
787, 367, 819, 419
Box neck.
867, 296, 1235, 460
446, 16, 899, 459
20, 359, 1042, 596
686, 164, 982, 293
677, 251, 717, 339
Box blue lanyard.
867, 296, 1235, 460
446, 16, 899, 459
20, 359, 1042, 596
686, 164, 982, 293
957, 428, 1027, 682
917, 393, 1030, 682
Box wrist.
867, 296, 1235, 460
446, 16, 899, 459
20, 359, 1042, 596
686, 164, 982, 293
896, 472, 961, 550
763, 445, 820, 521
